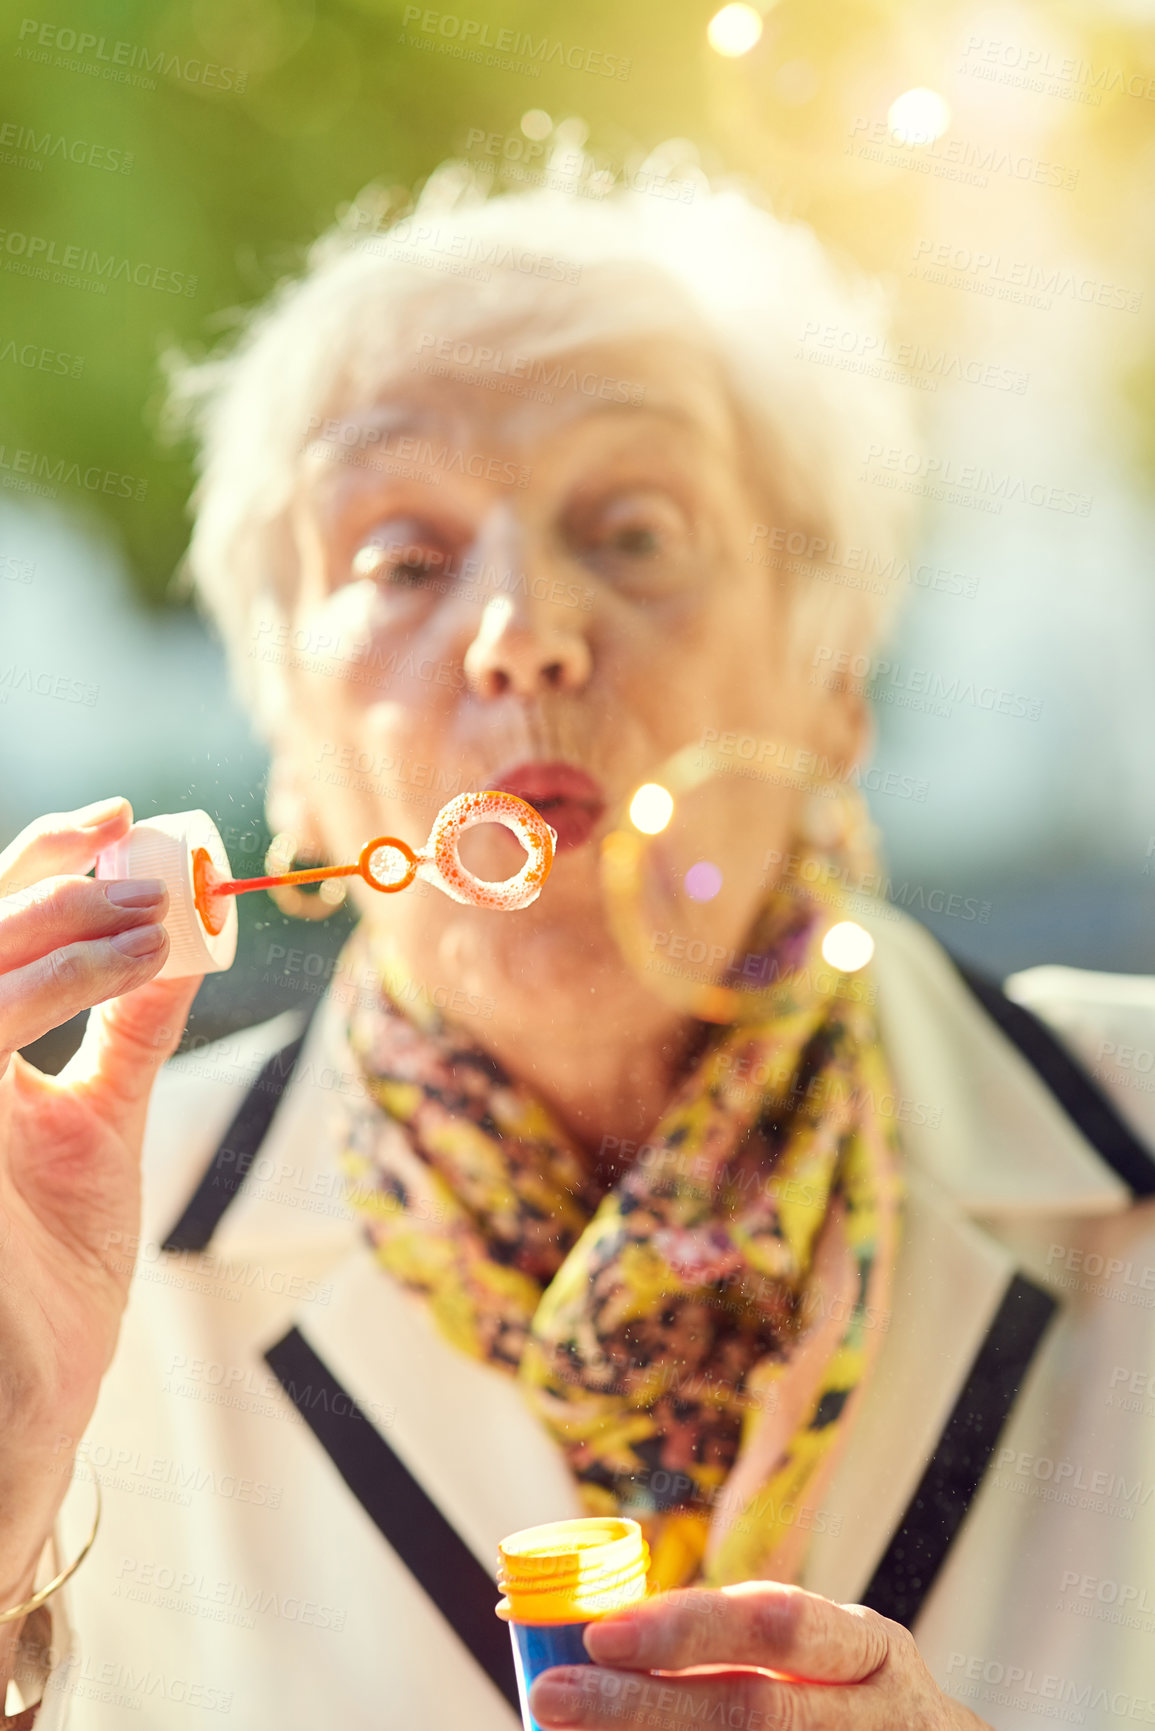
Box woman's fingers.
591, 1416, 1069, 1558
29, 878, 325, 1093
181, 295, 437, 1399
0, 875, 173, 1069
537, 1606, 966, 1731
531, 1667, 865, 1731
0, 797, 133, 897
583, 1582, 889, 1683
0, 802, 184, 1085
0, 876, 168, 973
0, 800, 201, 1139
0, 927, 172, 1063
65, 970, 203, 1134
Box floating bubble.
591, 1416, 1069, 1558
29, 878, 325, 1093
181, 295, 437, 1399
600, 739, 884, 1023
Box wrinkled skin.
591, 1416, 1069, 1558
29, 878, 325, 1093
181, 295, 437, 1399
266, 332, 866, 1156
529, 1581, 992, 1730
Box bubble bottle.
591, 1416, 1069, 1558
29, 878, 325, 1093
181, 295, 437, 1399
496, 1518, 649, 1731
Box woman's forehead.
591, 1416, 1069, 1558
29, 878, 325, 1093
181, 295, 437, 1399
313, 330, 738, 460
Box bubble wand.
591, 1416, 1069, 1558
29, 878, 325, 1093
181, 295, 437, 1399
97, 791, 557, 981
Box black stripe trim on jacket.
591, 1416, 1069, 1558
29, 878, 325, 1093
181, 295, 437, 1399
166, 954, 1141, 1640
162, 1004, 318, 1253
264, 1326, 519, 1710
952, 960, 1155, 1197
860, 1272, 1057, 1626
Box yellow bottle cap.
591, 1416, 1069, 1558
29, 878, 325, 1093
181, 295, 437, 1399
496, 1517, 649, 1626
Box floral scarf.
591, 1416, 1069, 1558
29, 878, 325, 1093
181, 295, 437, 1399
338, 874, 901, 1591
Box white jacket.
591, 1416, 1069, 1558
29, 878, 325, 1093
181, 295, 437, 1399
32, 909, 1155, 1729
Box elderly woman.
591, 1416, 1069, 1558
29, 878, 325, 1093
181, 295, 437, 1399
2, 162, 1154, 1731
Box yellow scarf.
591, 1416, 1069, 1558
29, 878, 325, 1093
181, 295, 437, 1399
339, 887, 901, 1591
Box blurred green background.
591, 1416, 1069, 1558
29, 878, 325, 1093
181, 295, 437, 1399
3, 0, 1153, 596
2, 0, 727, 595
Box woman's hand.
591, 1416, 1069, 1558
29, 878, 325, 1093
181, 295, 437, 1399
530, 1581, 992, 1730
0, 799, 200, 1609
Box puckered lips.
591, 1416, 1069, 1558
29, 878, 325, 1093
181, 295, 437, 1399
490, 760, 607, 853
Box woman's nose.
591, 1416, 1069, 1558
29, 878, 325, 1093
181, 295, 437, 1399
463, 593, 592, 699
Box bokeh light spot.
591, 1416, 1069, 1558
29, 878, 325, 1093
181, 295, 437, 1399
520, 109, 552, 140
821, 921, 876, 973
684, 860, 724, 902
887, 87, 951, 145
555, 116, 589, 149
707, 4, 763, 58
629, 783, 675, 834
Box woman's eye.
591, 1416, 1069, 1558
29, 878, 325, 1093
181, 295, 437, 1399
610, 524, 660, 557
574, 488, 692, 574
351, 527, 451, 587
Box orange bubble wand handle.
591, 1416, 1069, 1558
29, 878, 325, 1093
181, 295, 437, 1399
209, 836, 419, 900
213, 862, 362, 896
194, 840, 418, 933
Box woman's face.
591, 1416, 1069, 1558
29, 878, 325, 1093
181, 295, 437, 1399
269, 327, 859, 1004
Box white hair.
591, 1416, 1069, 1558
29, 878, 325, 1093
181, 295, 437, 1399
171, 143, 917, 729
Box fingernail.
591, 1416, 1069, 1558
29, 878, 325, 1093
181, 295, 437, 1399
584, 1618, 638, 1663
110, 924, 166, 957
528, 1677, 581, 1727
76, 797, 128, 829
105, 879, 166, 909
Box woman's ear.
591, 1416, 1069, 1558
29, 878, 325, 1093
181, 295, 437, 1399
814, 681, 874, 776
842, 686, 874, 771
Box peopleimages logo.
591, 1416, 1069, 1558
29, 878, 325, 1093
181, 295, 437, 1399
861, 442, 1093, 516
760, 848, 992, 926
957, 33, 1155, 106
795, 322, 1029, 396
747, 524, 981, 598
413, 333, 645, 404
15, 19, 247, 93
0, 337, 84, 378
811, 647, 1043, 721
0, 227, 196, 296
700, 731, 931, 802
304, 412, 531, 484
0, 663, 99, 707
946, 1651, 1155, 1721
357, 219, 582, 287
0, 444, 146, 500
0, 119, 134, 174
398, 8, 631, 79
847, 118, 1079, 191
911, 237, 1142, 312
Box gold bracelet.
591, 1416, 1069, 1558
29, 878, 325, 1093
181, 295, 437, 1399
0, 1462, 101, 1625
